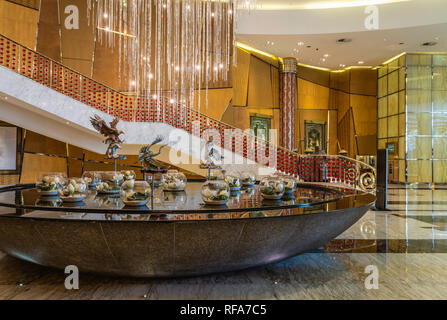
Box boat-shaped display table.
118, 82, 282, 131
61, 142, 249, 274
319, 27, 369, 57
0, 182, 375, 277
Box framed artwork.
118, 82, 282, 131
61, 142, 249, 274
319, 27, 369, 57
250, 115, 271, 142
0, 126, 18, 171
304, 121, 326, 152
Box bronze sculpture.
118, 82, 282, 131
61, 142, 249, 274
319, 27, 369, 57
90, 115, 125, 159
138, 135, 169, 171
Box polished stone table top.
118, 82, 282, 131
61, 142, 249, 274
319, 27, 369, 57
0, 182, 375, 221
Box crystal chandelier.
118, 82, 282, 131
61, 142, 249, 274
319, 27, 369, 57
87, 0, 255, 113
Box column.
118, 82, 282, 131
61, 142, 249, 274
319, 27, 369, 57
279, 57, 298, 150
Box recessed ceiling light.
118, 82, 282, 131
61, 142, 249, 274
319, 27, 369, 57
358, 61, 365, 64
339, 64, 346, 68
323, 54, 329, 58
422, 41, 437, 46
297, 41, 304, 46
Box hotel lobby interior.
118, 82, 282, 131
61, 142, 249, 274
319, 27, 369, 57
0, 0, 446, 302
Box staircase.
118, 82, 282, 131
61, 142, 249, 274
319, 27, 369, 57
0, 34, 376, 192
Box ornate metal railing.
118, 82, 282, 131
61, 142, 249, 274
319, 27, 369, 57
0, 33, 375, 192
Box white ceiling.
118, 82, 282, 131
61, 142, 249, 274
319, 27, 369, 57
236, 23, 447, 69
236, 0, 447, 69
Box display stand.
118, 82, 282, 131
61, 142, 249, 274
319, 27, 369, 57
141, 168, 168, 210
105, 155, 127, 172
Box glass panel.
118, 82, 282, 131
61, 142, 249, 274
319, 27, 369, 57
407, 66, 432, 90
378, 118, 387, 139
407, 89, 431, 113
433, 55, 447, 66
433, 161, 447, 183
407, 160, 432, 183
407, 112, 431, 136
388, 115, 398, 137
433, 91, 447, 112
433, 67, 447, 91
388, 70, 399, 94
407, 54, 432, 66
388, 93, 398, 115
407, 136, 432, 159
378, 97, 387, 118
433, 138, 447, 159
433, 114, 447, 136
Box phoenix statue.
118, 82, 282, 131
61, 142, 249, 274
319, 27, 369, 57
90, 115, 124, 159
138, 135, 169, 171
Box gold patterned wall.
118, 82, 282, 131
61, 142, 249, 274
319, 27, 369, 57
0, 0, 38, 48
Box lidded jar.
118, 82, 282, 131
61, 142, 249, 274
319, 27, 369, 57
120, 180, 151, 206
201, 179, 230, 205
225, 174, 241, 191
58, 178, 87, 202
281, 177, 296, 194
259, 176, 285, 200
161, 169, 187, 191
81, 171, 101, 188
36, 172, 66, 196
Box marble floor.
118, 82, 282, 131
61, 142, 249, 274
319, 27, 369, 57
0, 186, 446, 300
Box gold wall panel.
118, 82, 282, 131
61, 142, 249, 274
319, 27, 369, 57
407, 160, 432, 183
407, 136, 432, 159
399, 113, 406, 137
193, 88, 233, 121
399, 68, 406, 91
330, 69, 349, 92
378, 138, 387, 150
0, 0, 38, 48
388, 92, 398, 116
271, 65, 279, 108
407, 66, 432, 90
432, 67, 447, 91
378, 118, 387, 139
399, 90, 405, 113
433, 55, 447, 66
433, 91, 447, 112
387, 115, 398, 138
356, 135, 376, 155
350, 95, 377, 135
36, 0, 61, 60
398, 137, 405, 159
378, 97, 387, 118
334, 91, 350, 122
350, 68, 377, 96
297, 65, 330, 88
59, 0, 94, 75
388, 58, 399, 73
0, 175, 19, 185
387, 70, 399, 94
20, 153, 67, 184
232, 47, 251, 106
433, 138, 447, 159
433, 161, 447, 183
378, 76, 387, 98
247, 55, 273, 108
378, 66, 387, 78
406, 112, 431, 136
297, 79, 329, 109
407, 89, 431, 113
407, 54, 432, 66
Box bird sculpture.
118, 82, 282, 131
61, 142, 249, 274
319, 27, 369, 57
202, 136, 224, 168
90, 115, 124, 159
138, 135, 170, 171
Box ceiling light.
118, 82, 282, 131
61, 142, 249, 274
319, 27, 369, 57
358, 61, 365, 64
422, 41, 437, 46
297, 41, 304, 46
323, 54, 329, 58
339, 64, 346, 68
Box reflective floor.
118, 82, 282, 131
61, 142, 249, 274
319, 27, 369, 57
0, 186, 446, 299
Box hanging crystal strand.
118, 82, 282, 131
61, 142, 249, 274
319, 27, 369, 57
156, 0, 162, 122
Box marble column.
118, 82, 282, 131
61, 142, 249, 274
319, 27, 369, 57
279, 57, 298, 150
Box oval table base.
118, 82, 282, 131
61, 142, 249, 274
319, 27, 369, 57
0, 204, 371, 278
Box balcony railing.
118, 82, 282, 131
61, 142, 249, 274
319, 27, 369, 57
0, 33, 375, 193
